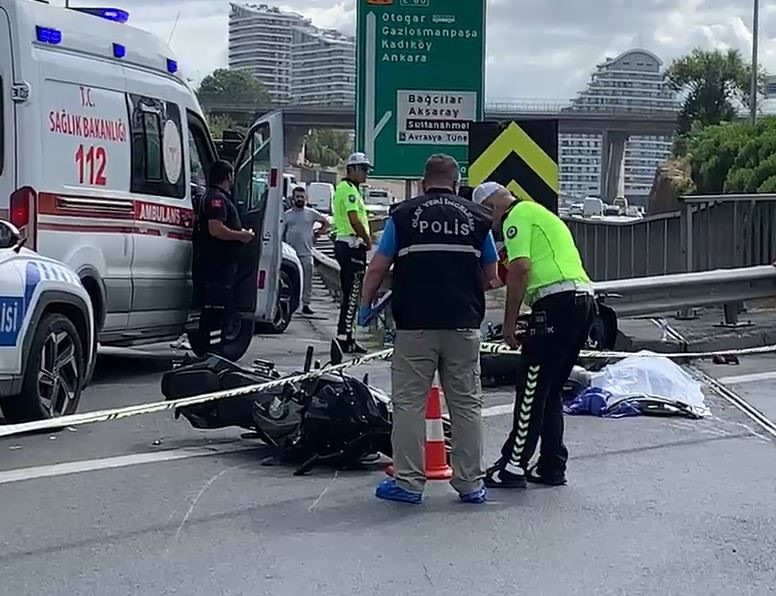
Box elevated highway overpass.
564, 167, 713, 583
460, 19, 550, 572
203, 99, 680, 200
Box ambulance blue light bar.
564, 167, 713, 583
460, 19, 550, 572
113, 43, 126, 58
70, 8, 130, 23
166, 59, 178, 74
36, 26, 62, 45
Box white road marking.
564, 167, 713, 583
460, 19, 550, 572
0, 443, 257, 486
717, 371, 776, 386
483, 403, 513, 418
0, 406, 516, 486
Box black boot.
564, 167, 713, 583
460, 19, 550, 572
483, 463, 527, 489
526, 464, 567, 486
335, 336, 368, 355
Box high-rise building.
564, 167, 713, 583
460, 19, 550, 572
228, 3, 355, 106
559, 49, 681, 201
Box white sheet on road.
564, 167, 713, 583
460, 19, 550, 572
590, 352, 711, 417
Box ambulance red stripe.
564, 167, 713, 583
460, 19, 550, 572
35, 192, 194, 240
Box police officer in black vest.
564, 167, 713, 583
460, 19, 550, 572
193, 160, 254, 354
360, 154, 500, 505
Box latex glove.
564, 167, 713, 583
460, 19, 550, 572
358, 305, 372, 327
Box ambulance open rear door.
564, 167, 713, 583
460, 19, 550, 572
230, 109, 284, 322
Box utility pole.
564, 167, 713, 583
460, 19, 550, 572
750, 0, 760, 126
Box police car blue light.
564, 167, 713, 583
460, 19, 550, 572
113, 43, 126, 58
166, 58, 178, 74
36, 26, 62, 45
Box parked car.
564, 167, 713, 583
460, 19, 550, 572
254, 242, 303, 335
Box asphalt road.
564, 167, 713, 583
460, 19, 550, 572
1, 289, 775, 595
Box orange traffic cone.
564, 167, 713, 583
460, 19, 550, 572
385, 385, 453, 480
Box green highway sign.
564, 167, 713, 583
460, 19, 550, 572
355, 0, 486, 180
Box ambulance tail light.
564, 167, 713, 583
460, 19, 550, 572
269, 169, 278, 188
10, 187, 34, 228
258, 270, 267, 289
10, 187, 37, 249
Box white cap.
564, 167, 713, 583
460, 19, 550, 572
472, 181, 506, 204
346, 152, 373, 168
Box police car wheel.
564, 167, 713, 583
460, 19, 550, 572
1, 314, 85, 423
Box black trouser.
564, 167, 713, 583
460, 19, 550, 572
497, 291, 595, 476
197, 262, 238, 356
334, 241, 367, 338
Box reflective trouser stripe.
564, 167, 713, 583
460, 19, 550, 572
508, 364, 541, 470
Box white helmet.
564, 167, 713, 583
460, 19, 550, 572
346, 152, 374, 169
472, 181, 507, 205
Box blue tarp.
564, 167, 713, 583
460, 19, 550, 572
564, 388, 642, 418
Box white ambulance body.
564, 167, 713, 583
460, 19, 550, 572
0, 0, 286, 360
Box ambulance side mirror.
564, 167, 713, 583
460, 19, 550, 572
0, 221, 22, 251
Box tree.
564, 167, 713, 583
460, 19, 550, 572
206, 114, 237, 139
305, 129, 351, 168
678, 116, 776, 194
667, 48, 764, 134
196, 68, 272, 108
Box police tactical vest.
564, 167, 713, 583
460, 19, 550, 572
390, 189, 492, 330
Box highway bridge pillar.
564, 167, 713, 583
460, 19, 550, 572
600, 131, 628, 201
285, 125, 309, 167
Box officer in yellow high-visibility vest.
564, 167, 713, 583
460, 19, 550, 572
331, 152, 373, 354
472, 181, 595, 490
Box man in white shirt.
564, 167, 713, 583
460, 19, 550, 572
283, 186, 330, 315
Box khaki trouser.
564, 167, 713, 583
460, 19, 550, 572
391, 329, 484, 494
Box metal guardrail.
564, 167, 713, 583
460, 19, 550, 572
313, 249, 776, 323
567, 194, 776, 281
313, 197, 776, 324
595, 266, 776, 318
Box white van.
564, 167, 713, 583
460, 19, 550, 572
306, 182, 334, 213
0, 0, 288, 360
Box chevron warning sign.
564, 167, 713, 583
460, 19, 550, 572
468, 120, 559, 213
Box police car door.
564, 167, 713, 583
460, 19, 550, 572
0, 6, 14, 218
230, 110, 284, 319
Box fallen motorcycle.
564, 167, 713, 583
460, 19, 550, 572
161, 340, 453, 475
480, 293, 620, 387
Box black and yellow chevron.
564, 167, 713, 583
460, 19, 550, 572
468, 120, 559, 213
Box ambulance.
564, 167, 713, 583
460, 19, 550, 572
0, 0, 288, 361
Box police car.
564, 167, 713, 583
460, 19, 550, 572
0, 221, 95, 423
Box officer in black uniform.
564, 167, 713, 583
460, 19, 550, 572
195, 160, 254, 354
360, 154, 500, 504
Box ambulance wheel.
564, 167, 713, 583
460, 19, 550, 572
186, 318, 254, 362
1, 313, 85, 423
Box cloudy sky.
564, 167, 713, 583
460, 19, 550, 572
67, 0, 776, 99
